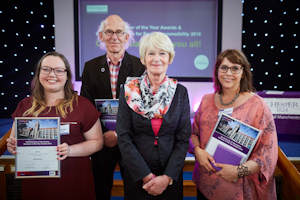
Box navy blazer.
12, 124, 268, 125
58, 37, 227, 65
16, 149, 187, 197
116, 84, 191, 183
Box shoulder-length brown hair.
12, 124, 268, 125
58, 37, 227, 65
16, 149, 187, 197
213, 49, 255, 94
23, 51, 77, 118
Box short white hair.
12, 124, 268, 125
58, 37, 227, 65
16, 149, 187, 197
96, 19, 135, 50
139, 32, 175, 64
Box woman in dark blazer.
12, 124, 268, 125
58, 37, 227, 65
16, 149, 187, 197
116, 32, 191, 200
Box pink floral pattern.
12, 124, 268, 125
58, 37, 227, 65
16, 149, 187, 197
192, 93, 278, 200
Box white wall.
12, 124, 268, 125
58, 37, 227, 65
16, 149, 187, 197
54, 0, 242, 112
54, 0, 76, 88
222, 0, 242, 50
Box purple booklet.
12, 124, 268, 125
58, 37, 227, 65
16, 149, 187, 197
94, 99, 119, 130
211, 144, 243, 171
206, 113, 261, 171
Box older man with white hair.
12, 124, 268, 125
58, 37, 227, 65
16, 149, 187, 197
80, 14, 145, 200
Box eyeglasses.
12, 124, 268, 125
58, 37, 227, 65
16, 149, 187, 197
103, 29, 126, 38
218, 65, 243, 74
40, 66, 67, 76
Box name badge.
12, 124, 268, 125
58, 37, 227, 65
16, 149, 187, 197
218, 107, 233, 116
60, 124, 70, 135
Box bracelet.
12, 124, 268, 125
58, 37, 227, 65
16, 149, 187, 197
237, 164, 249, 178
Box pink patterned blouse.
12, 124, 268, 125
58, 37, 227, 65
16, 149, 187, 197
192, 93, 278, 200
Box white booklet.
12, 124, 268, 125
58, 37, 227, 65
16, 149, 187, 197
94, 99, 119, 130
15, 117, 60, 178
205, 113, 261, 171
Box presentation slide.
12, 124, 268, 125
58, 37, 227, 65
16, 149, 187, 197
75, 0, 220, 81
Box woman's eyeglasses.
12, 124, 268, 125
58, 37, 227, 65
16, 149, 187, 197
218, 65, 243, 74
40, 66, 67, 76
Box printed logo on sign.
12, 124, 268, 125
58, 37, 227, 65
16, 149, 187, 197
194, 55, 209, 70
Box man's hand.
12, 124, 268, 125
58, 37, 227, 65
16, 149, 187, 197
103, 130, 118, 147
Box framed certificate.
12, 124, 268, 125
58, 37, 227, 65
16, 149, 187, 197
15, 117, 61, 178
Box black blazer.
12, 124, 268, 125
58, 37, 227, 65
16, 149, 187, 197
80, 51, 145, 102
80, 52, 145, 132
116, 84, 191, 183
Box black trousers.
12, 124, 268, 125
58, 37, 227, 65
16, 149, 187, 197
91, 145, 121, 200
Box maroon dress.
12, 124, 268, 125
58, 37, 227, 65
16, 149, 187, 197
12, 96, 100, 200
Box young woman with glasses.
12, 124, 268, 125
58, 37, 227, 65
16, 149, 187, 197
6, 51, 103, 200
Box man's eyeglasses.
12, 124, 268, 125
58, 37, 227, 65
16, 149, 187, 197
40, 66, 67, 76
218, 65, 243, 74
104, 29, 126, 38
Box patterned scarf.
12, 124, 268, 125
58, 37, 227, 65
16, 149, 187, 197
124, 72, 177, 119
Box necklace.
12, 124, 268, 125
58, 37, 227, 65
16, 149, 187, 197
219, 93, 240, 106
